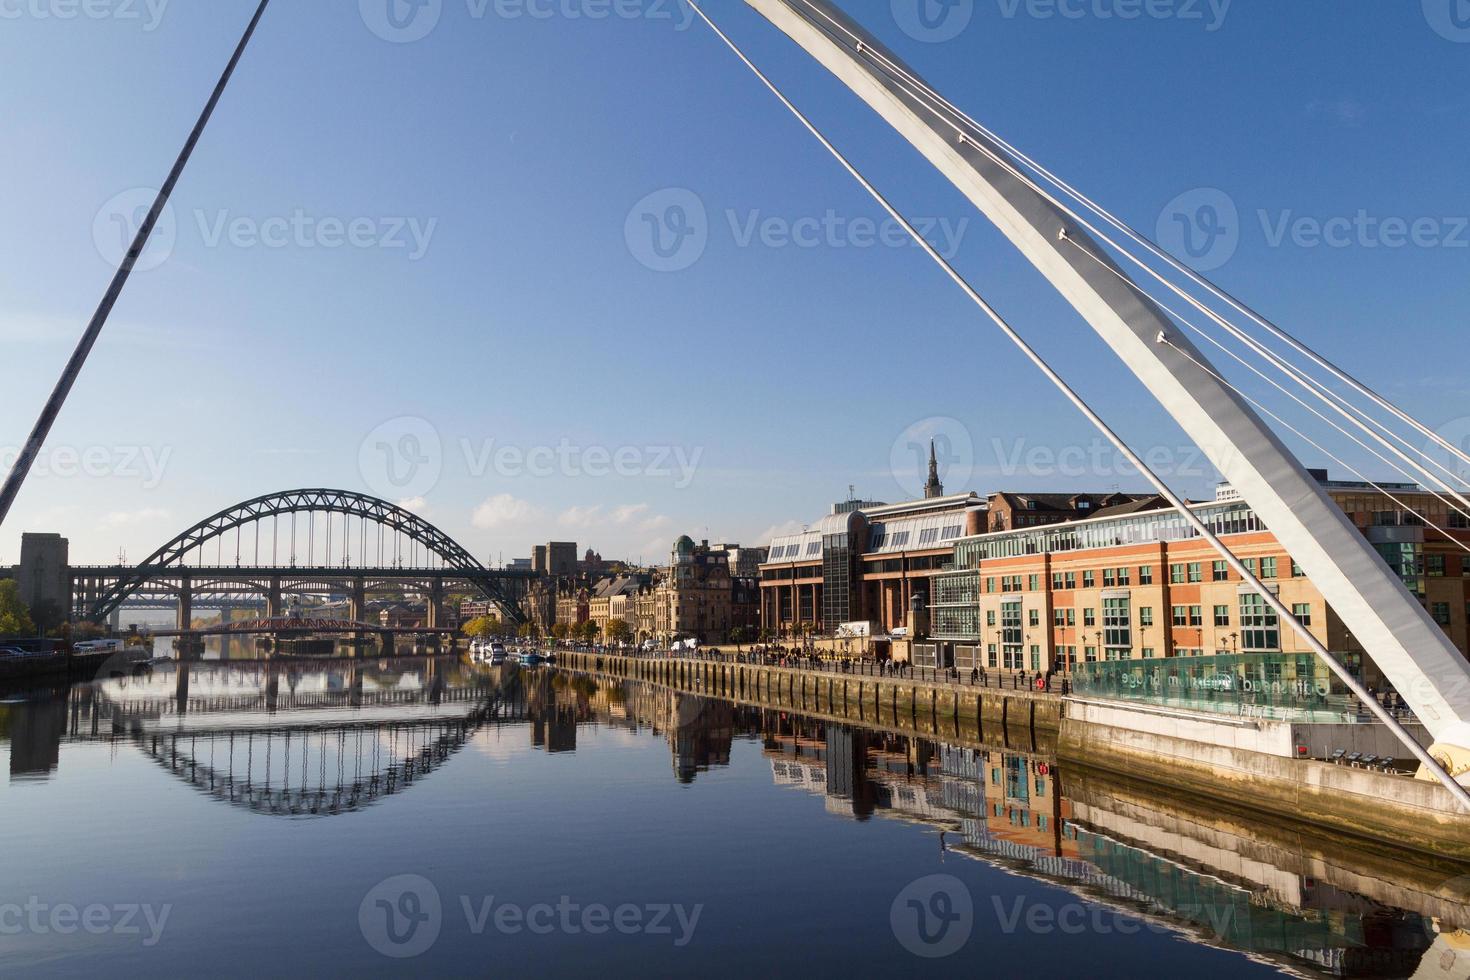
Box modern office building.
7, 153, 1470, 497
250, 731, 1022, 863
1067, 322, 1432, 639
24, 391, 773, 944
760, 492, 987, 638
928, 472, 1470, 680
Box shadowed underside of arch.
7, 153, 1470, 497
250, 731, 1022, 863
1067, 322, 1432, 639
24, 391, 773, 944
88, 489, 522, 622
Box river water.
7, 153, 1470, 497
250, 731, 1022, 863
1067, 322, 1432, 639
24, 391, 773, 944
0, 656, 1465, 978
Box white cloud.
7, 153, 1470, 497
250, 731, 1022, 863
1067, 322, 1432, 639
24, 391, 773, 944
398, 497, 431, 516
558, 504, 604, 528
472, 494, 540, 529
755, 520, 805, 546
610, 503, 650, 524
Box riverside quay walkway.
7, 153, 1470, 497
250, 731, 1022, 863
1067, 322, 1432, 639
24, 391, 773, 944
554, 650, 1064, 746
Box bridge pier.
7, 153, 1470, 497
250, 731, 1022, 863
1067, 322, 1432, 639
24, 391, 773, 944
266, 576, 282, 619
176, 573, 193, 632
348, 577, 367, 625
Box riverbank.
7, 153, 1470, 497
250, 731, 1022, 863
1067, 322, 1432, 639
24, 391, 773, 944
553, 651, 1470, 862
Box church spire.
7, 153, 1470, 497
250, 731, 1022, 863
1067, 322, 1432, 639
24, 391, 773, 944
924, 439, 944, 499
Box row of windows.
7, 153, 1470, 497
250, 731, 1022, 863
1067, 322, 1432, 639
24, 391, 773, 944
988, 556, 1304, 594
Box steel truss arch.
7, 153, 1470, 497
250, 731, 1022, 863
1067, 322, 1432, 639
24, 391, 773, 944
87, 489, 521, 622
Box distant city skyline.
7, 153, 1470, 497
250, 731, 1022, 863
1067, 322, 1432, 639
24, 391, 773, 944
3, 1, 1466, 564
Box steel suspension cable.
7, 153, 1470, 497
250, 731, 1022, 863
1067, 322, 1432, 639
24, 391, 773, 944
1058, 232, 1470, 533
0, 0, 273, 526
786, 0, 1470, 477
687, 0, 1470, 809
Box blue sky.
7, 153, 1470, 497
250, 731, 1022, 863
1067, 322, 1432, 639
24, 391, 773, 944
1, 0, 1466, 565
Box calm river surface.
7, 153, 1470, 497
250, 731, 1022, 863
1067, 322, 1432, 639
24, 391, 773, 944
0, 656, 1464, 978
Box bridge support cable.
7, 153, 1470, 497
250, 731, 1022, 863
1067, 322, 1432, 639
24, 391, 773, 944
685, 0, 1470, 810
1054, 231, 1470, 540
0, 0, 273, 527
779, 0, 1470, 484
770, 0, 1470, 507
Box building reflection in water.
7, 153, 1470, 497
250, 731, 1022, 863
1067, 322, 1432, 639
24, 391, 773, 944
3, 663, 1467, 976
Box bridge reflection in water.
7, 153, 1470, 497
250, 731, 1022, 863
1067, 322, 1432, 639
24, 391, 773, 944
2, 661, 1466, 976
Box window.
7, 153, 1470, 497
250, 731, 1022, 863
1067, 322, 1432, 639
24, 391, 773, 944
1001, 602, 1023, 646
1052, 573, 1064, 591
987, 644, 998, 668
1214, 605, 1230, 627
917, 527, 940, 547
1433, 602, 1452, 626
1172, 605, 1188, 627
1212, 560, 1229, 582
985, 577, 995, 594
1170, 564, 1186, 584
1029, 646, 1041, 671
1243, 558, 1257, 576
1292, 603, 1313, 628
1028, 574, 1040, 592
986, 610, 996, 627
1065, 571, 1077, 589
1261, 557, 1278, 579
1189, 605, 1203, 627
1083, 608, 1096, 627
1082, 570, 1096, 588
1139, 607, 1154, 627
1103, 597, 1131, 650
1053, 609, 1067, 627
1428, 555, 1447, 577
1141, 647, 1156, 659
1292, 560, 1305, 578
1028, 609, 1040, 628
1239, 593, 1280, 651
1102, 568, 1116, 588
1139, 566, 1154, 585
1188, 562, 1203, 583
1116, 567, 1131, 586
1084, 646, 1098, 663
